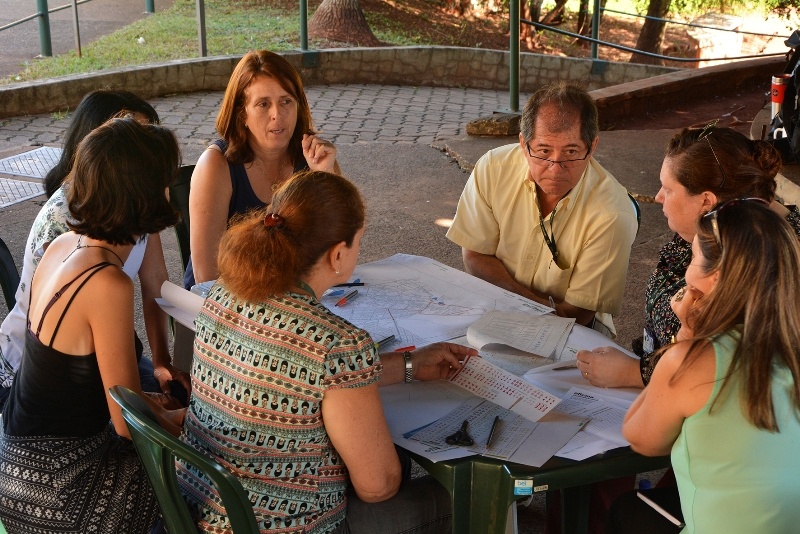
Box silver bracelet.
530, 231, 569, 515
403, 351, 413, 383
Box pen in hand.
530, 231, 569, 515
486, 415, 501, 449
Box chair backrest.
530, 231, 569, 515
108, 385, 259, 533
627, 192, 642, 236
170, 165, 194, 272
0, 237, 20, 311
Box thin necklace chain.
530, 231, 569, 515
63, 235, 125, 267
253, 156, 290, 192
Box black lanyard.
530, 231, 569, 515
537, 191, 570, 263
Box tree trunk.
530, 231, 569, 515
308, 0, 381, 47
575, 0, 591, 46
629, 0, 671, 65
540, 0, 567, 26
521, 0, 542, 48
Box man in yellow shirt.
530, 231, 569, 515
447, 82, 637, 334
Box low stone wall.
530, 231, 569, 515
591, 55, 784, 129
0, 46, 678, 119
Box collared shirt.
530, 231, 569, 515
446, 143, 637, 330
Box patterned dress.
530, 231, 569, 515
177, 284, 381, 533
639, 206, 800, 385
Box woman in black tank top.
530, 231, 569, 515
0, 116, 185, 534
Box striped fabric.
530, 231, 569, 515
177, 284, 380, 533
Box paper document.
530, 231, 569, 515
553, 387, 630, 461
320, 254, 550, 350
449, 355, 561, 422
158, 281, 205, 329
406, 397, 539, 460
392, 395, 585, 466
467, 310, 574, 359
555, 324, 638, 362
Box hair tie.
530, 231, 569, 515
264, 213, 284, 228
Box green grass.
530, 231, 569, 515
2, 0, 765, 84
1, 0, 449, 85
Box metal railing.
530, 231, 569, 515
0, 0, 155, 59
601, 7, 791, 39
504, 1, 789, 112
523, 18, 787, 63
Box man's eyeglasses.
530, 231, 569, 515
525, 144, 590, 169
702, 197, 769, 249
697, 121, 728, 190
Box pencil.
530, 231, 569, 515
636, 492, 684, 527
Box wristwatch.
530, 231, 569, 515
403, 351, 413, 383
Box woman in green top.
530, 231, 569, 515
618, 199, 800, 533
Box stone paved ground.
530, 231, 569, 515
1, 85, 526, 160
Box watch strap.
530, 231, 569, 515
403, 351, 413, 383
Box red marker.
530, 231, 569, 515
335, 289, 358, 307
394, 345, 416, 352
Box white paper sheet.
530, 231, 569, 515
550, 387, 631, 461
157, 281, 205, 330
467, 311, 574, 359
319, 254, 551, 350
449, 355, 561, 422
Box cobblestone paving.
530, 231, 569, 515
0, 85, 524, 160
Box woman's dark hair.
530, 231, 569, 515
215, 50, 314, 167
44, 90, 159, 198
67, 116, 179, 245
674, 200, 800, 431
664, 125, 782, 201
218, 171, 365, 302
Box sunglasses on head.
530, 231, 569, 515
702, 197, 769, 249
697, 120, 728, 190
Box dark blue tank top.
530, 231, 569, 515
183, 140, 308, 288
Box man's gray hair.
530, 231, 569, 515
520, 82, 599, 148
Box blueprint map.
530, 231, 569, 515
320, 254, 551, 350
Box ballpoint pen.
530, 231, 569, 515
552, 363, 578, 371
334, 282, 365, 287
374, 335, 395, 349
335, 289, 359, 307
394, 345, 416, 352
486, 415, 501, 448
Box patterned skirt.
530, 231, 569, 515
0, 425, 160, 533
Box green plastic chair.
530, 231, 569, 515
108, 385, 259, 533
0, 236, 20, 310
170, 165, 194, 273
